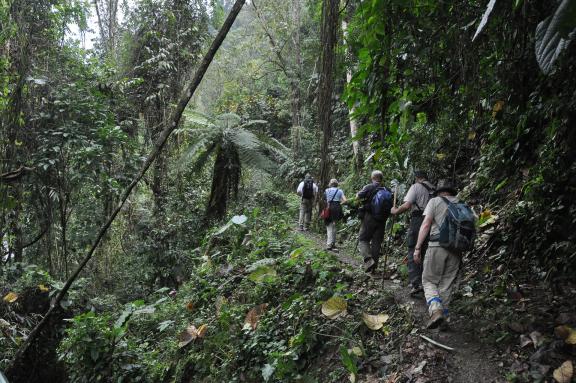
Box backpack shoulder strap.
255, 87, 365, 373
419, 182, 434, 192
440, 196, 451, 206
329, 188, 339, 202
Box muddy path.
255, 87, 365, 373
301, 227, 505, 383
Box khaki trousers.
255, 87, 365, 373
299, 198, 313, 229
326, 221, 336, 246
422, 246, 461, 316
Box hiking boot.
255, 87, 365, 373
363, 258, 375, 273
426, 310, 445, 329
298, 226, 304, 232
409, 285, 424, 297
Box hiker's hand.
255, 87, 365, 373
391, 207, 399, 215
414, 249, 421, 264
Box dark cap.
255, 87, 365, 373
414, 170, 427, 180
436, 179, 457, 195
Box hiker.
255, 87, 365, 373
391, 170, 435, 296
296, 174, 318, 231
413, 179, 476, 329
323, 178, 346, 251
356, 170, 392, 272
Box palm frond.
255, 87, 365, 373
237, 120, 267, 130
216, 113, 242, 129
190, 141, 219, 174
227, 128, 261, 151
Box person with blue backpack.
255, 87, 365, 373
413, 179, 476, 329
356, 170, 393, 272
323, 178, 347, 251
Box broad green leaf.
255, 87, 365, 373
248, 265, 277, 283
535, 0, 576, 74
472, 0, 497, 41
231, 215, 247, 225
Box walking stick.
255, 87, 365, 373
381, 186, 397, 280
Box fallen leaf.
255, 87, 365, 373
362, 313, 390, 330
529, 331, 544, 348
321, 296, 347, 319
178, 325, 198, 348
178, 324, 208, 348
349, 346, 363, 357
520, 334, 532, 348
186, 301, 194, 311
436, 153, 446, 160
197, 324, 208, 338
3, 292, 18, 303
555, 325, 576, 345
349, 372, 356, 383
244, 303, 269, 330
412, 360, 427, 375
553, 360, 573, 383
38, 284, 49, 292
468, 131, 477, 140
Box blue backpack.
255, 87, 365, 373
370, 187, 393, 221
438, 197, 476, 253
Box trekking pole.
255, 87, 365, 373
381, 184, 398, 280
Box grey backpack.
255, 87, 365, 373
438, 197, 476, 253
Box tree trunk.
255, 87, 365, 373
342, 17, 362, 171
291, 0, 302, 130
317, 0, 339, 190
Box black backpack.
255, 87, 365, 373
302, 179, 314, 199
437, 197, 476, 253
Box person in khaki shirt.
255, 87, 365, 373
391, 170, 435, 296
414, 179, 460, 329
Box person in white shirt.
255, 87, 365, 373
323, 178, 347, 250
296, 174, 318, 231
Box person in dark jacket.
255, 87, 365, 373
356, 170, 388, 272
391, 170, 435, 296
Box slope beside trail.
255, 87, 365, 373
301, 227, 505, 383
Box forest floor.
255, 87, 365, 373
301, 227, 505, 383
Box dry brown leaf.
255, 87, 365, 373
186, 301, 194, 311
197, 324, 208, 338
3, 292, 18, 303
553, 360, 573, 383
520, 334, 532, 348
555, 325, 576, 345
362, 313, 390, 330
178, 325, 198, 348
244, 303, 269, 330
529, 331, 544, 348
178, 324, 208, 348
321, 296, 347, 320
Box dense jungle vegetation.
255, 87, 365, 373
1, 0, 575, 382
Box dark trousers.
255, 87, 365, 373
358, 214, 386, 267
407, 214, 428, 288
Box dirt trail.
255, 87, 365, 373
301, 228, 505, 383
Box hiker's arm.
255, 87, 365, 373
296, 182, 303, 196
356, 185, 370, 199
391, 200, 411, 215
413, 215, 433, 264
